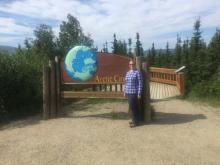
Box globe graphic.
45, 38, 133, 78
64, 46, 97, 81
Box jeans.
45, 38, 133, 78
127, 94, 139, 124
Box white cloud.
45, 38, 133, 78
0, 17, 33, 34
0, 0, 220, 49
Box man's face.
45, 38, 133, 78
129, 61, 135, 70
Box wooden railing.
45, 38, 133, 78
62, 67, 185, 99
62, 83, 124, 99
149, 67, 185, 94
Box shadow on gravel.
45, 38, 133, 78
60, 98, 128, 120
0, 115, 41, 131
63, 112, 130, 120
61, 99, 207, 124
151, 112, 206, 125
135, 112, 207, 127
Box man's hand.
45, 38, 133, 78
138, 95, 141, 99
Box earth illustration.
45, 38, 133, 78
64, 46, 97, 81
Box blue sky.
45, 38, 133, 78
0, 0, 220, 51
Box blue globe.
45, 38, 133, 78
64, 46, 97, 81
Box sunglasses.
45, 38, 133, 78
129, 63, 135, 65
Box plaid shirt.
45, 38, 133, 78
124, 69, 143, 97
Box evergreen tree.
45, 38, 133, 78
24, 38, 32, 50
181, 39, 190, 66
112, 33, 118, 54
147, 49, 152, 65
156, 49, 163, 67
190, 18, 202, 60
150, 43, 156, 66
188, 19, 209, 85
173, 35, 182, 67
105, 41, 108, 53
208, 29, 220, 73
165, 42, 171, 67
115, 40, 127, 55
123, 40, 128, 55
128, 38, 133, 57
135, 32, 144, 56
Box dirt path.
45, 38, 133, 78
0, 99, 220, 165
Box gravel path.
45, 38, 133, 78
0, 99, 220, 165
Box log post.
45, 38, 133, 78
142, 62, 151, 122
43, 66, 50, 120
135, 56, 142, 71
50, 60, 57, 118
135, 56, 144, 121
55, 56, 61, 115
176, 72, 185, 95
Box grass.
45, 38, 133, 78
186, 93, 220, 108
86, 98, 127, 104
110, 111, 129, 120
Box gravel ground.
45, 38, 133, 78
0, 99, 220, 165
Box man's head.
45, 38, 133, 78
129, 60, 136, 70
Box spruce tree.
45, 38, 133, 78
128, 38, 133, 57
165, 42, 170, 67
173, 35, 182, 68
151, 43, 156, 66
135, 32, 144, 56
112, 33, 118, 54
208, 29, 220, 73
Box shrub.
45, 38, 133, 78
0, 51, 45, 122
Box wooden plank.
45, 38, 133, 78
176, 72, 185, 94
43, 66, 50, 120
150, 67, 176, 74
110, 84, 112, 91
61, 91, 124, 98
150, 77, 176, 85
50, 60, 56, 118
62, 82, 124, 85
142, 62, 151, 122
55, 56, 61, 115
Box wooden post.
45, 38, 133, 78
115, 84, 117, 92
135, 56, 142, 71
142, 62, 151, 122
55, 56, 61, 115
135, 56, 144, 121
43, 66, 50, 119
110, 84, 112, 91
50, 60, 57, 118
176, 72, 185, 95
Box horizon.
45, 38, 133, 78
0, 0, 220, 51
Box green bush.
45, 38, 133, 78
0, 51, 45, 122
188, 68, 220, 106
192, 70, 220, 97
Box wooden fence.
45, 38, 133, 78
150, 67, 185, 94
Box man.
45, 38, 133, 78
124, 60, 143, 127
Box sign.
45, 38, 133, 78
64, 46, 97, 81
61, 53, 131, 84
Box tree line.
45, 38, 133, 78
104, 19, 220, 100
